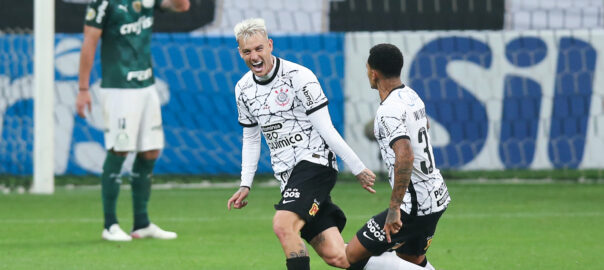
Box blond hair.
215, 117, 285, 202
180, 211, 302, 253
234, 18, 268, 43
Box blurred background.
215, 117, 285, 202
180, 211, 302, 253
1, 0, 603, 187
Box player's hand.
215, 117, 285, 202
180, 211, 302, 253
227, 186, 250, 210
383, 207, 402, 243
76, 90, 92, 118
355, 168, 376, 193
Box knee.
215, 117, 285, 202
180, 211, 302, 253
140, 150, 160, 160
272, 222, 294, 240
322, 253, 349, 269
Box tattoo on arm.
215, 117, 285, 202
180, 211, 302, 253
390, 140, 413, 210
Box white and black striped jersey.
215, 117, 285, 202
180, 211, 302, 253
235, 57, 336, 190
374, 85, 450, 216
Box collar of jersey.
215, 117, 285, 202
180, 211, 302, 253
253, 57, 281, 85
380, 84, 406, 105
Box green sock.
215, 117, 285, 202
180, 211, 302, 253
101, 151, 126, 229
131, 155, 156, 230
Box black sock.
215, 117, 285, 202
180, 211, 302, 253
286, 257, 310, 270
419, 257, 428, 267
347, 257, 370, 270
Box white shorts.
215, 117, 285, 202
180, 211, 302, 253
99, 85, 165, 152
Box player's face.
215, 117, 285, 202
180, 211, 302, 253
238, 34, 274, 77
366, 62, 377, 89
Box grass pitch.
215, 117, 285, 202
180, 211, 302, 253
0, 180, 603, 269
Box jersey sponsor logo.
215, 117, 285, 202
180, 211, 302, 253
433, 183, 449, 207
274, 88, 290, 106
366, 218, 386, 242
126, 68, 153, 81
436, 190, 449, 207
301, 85, 314, 106
379, 116, 391, 137
413, 107, 426, 121
261, 123, 282, 132
85, 7, 96, 21
96, 0, 108, 24
262, 122, 305, 150
267, 133, 304, 150
119, 16, 153, 35
283, 188, 300, 199
117, 4, 128, 12
362, 231, 374, 241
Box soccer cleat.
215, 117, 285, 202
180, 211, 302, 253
102, 224, 133, 242
131, 223, 177, 240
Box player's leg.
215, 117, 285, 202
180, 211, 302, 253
100, 149, 129, 241
273, 210, 309, 270
345, 208, 422, 270
305, 198, 349, 268
130, 149, 159, 231
393, 210, 446, 269
99, 88, 142, 241
309, 226, 349, 268
129, 85, 175, 239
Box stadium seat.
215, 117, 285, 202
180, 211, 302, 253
318, 53, 332, 77
217, 48, 235, 71
570, 95, 586, 117
213, 72, 231, 94
184, 46, 202, 69
201, 48, 218, 71
151, 46, 168, 69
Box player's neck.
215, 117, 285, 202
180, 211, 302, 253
255, 56, 277, 82
378, 78, 403, 102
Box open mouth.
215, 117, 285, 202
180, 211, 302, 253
251, 60, 264, 73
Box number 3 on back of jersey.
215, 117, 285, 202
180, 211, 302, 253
418, 127, 434, 174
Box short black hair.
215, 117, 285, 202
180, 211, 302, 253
367, 43, 403, 78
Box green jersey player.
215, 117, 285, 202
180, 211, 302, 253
76, 0, 189, 242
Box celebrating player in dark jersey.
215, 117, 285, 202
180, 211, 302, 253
77, 0, 189, 241
346, 44, 450, 270
226, 18, 376, 270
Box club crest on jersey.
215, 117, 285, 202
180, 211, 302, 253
309, 202, 319, 216
85, 7, 96, 21
132, 1, 142, 12
275, 88, 290, 106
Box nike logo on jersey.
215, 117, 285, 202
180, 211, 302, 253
117, 4, 128, 12
282, 199, 295, 204
362, 231, 374, 241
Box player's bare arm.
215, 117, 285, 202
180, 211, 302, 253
227, 186, 250, 210
76, 25, 102, 118
160, 0, 190, 12
384, 138, 414, 243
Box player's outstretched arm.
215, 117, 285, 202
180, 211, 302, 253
384, 138, 413, 242
227, 186, 250, 210
307, 107, 376, 193
76, 25, 102, 118
160, 0, 190, 12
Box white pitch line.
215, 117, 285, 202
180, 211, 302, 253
0, 212, 602, 224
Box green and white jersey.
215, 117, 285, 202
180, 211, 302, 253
84, 0, 161, 89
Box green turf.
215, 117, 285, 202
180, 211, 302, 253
0, 181, 602, 269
